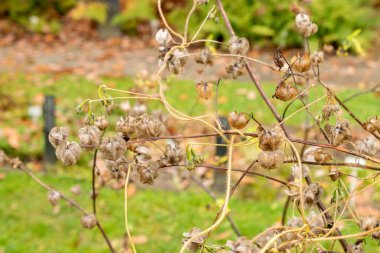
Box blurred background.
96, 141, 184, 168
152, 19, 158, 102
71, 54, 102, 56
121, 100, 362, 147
0, 0, 380, 252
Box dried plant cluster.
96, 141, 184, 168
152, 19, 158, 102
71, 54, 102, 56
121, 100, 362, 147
2, 0, 380, 253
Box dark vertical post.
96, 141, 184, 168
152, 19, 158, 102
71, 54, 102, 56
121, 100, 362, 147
213, 116, 229, 192
43, 95, 56, 165
98, 0, 121, 39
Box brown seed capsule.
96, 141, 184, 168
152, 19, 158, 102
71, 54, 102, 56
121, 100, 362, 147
56, 141, 81, 166
94, 116, 109, 130
303, 183, 322, 207
311, 51, 324, 65
228, 36, 249, 55
274, 82, 298, 101
314, 148, 332, 163
49, 126, 68, 148
328, 166, 342, 181
138, 114, 165, 138
369, 117, 380, 130
195, 81, 213, 100
182, 227, 207, 252
273, 49, 285, 69
322, 104, 340, 120
228, 111, 250, 130
258, 149, 285, 169
195, 47, 213, 65
47, 190, 60, 206
360, 216, 378, 231
258, 125, 285, 151
226, 236, 257, 253
100, 136, 127, 160
226, 59, 245, 79
160, 143, 183, 166
363, 120, 378, 133
136, 162, 159, 185
78, 126, 101, 151
105, 156, 129, 179
324, 119, 351, 146
116, 116, 137, 137
291, 53, 311, 72
81, 214, 97, 229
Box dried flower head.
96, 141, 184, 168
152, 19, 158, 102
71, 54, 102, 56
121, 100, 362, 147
228, 111, 250, 129
155, 28, 172, 46
226, 236, 258, 253
291, 164, 310, 178
311, 51, 324, 65
324, 119, 351, 146
167, 48, 187, 74
49, 126, 68, 148
48, 190, 60, 206
195, 47, 213, 65
273, 48, 285, 70
295, 13, 310, 28
94, 116, 109, 130
355, 136, 380, 156
182, 227, 207, 252
314, 148, 332, 163
56, 141, 81, 166
136, 161, 159, 185
116, 116, 137, 137
105, 156, 129, 179
78, 125, 101, 151
328, 166, 342, 181
160, 143, 183, 166
274, 82, 298, 101
195, 81, 213, 100
138, 114, 165, 138
295, 13, 318, 37
258, 149, 285, 169
228, 36, 249, 55
291, 53, 311, 72
360, 216, 378, 231
258, 125, 285, 151
81, 214, 97, 229
226, 59, 245, 79
303, 183, 322, 207
100, 136, 127, 160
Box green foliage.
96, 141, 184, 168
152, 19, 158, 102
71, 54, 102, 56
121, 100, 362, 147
69, 2, 108, 24
111, 0, 155, 34
165, 0, 377, 50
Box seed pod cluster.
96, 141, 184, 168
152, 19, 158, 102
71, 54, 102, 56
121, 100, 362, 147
303, 183, 323, 208
226, 236, 258, 253
81, 214, 97, 229
226, 58, 245, 79
274, 82, 298, 102
78, 125, 101, 151
314, 148, 332, 163
182, 227, 207, 252
228, 111, 250, 129
228, 36, 249, 55
159, 143, 183, 166
100, 135, 127, 160
195, 47, 213, 65
258, 149, 285, 170
167, 48, 188, 75
257, 125, 285, 169
311, 51, 324, 65
355, 136, 380, 156
295, 13, 318, 37
290, 53, 311, 72
195, 81, 213, 100
116, 113, 165, 139
105, 156, 129, 179
56, 141, 81, 166
324, 119, 351, 146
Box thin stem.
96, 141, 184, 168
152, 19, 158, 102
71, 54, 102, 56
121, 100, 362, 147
124, 165, 137, 253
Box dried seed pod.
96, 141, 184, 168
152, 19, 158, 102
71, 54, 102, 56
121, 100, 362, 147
195, 81, 213, 100
78, 125, 101, 151
182, 227, 207, 252
258, 125, 285, 151
324, 119, 351, 146
314, 148, 332, 163
81, 214, 97, 229
274, 82, 298, 101
291, 53, 311, 72
228, 111, 250, 129
295, 13, 310, 28
195, 47, 213, 65
369, 117, 380, 130
363, 120, 378, 133
167, 48, 187, 75
228, 36, 249, 55
105, 156, 129, 179
47, 190, 60, 206
56, 141, 81, 166
130, 103, 147, 117
258, 149, 285, 169
116, 116, 137, 137
273, 49, 285, 69
160, 143, 183, 166
226, 59, 245, 79
138, 114, 165, 138
48, 126, 68, 148
226, 236, 258, 253
136, 161, 159, 185
155, 28, 172, 46
328, 166, 342, 181
311, 51, 324, 65
355, 136, 380, 156
322, 104, 340, 121
307, 211, 325, 235
303, 183, 322, 207
347, 244, 364, 253
70, 185, 82, 195
100, 136, 127, 160
94, 116, 108, 130
291, 164, 310, 178
360, 216, 378, 231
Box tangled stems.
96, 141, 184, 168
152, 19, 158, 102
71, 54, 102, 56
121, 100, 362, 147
179, 135, 236, 253
124, 164, 137, 253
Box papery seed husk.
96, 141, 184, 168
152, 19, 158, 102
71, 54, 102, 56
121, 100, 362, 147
49, 126, 68, 148
258, 149, 285, 169
56, 141, 81, 166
